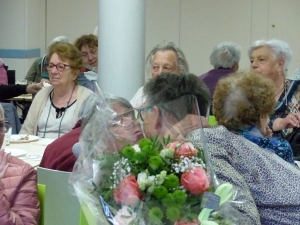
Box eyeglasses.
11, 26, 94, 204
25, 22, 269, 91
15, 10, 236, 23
110, 106, 153, 128
0, 120, 11, 133
134, 105, 154, 122
46, 63, 73, 72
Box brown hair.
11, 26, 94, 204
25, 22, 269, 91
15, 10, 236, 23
48, 42, 83, 77
74, 34, 98, 51
213, 71, 276, 130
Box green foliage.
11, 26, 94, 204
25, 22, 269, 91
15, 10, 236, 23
163, 174, 179, 189
153, 185, 168, 199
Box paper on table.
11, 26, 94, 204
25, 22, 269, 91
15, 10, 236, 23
31, 139, 55, 146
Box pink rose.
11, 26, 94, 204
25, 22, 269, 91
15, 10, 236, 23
181, 166, 210, 195
167, 141, 198, 159
113, 175, 143, 206
174, 218, 199, 225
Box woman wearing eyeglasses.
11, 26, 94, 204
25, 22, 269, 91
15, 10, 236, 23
0, 104, 40, 225
19, 42, 92, 139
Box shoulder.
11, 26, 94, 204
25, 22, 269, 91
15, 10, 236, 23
5, 155, 36, 181
77, 85, 93, 95
130, 86, 145, 108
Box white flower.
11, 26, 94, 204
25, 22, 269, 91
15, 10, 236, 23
132, 144, 141, 152
113, 206, 136, 225
155, 171, 167, 185
137, 172, 148, 191
159, 148, 174, 159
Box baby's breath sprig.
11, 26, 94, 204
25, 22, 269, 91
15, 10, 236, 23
172, 156, 205, 174
110, 157, 131, 189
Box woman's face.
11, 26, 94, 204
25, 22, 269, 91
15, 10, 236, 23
250, 46, 283, 80
48, 53, 78, 87
110, 103, 143, 146
80, 44, 98, 68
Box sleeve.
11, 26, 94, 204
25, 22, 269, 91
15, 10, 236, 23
19, 93, 42, 135
18, 100, 36, 135
188, 130, 262, 225
25, 58, 40, 83
0, 84, 27, 100
0, 165, 40, 225
209, 149, 261, 225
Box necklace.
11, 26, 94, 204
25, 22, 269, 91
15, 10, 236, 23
275, 79, 285, 97
42, 85, 76, 138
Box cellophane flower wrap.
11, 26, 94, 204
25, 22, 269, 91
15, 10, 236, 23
70, 93, 250, 225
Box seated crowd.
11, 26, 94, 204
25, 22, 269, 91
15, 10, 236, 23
0, 36, 299, 225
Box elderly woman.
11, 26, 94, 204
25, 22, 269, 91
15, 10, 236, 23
40, 94, 143, 171
213, 72, 295, 165
200, 41, 241, 96
130, 41, 189, 108
249, 39, 300, 139
0, 104, 39, 225
20, 42, 92, 139
74, 34, 98, 91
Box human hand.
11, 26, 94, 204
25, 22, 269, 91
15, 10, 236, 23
264, 126, 273, 138
273, 113, 300, 131
165, 114, 206, 140
26, 83, 43, 94
0, 149, 8, 180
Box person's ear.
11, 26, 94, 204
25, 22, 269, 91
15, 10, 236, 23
278, 59, 284, 72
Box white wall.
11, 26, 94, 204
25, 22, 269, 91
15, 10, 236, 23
1, 0, 300, 82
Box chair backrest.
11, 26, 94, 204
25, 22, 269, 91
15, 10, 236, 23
37, 167, 81, 225
37, 184, 46, 225
1, 102, 22, 134
7, 70, 15, 84
208, 115, 218, 126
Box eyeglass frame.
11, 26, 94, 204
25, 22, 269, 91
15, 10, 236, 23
0, 120, 11, 133
110, 105, 154, 127
45, 63, 74, 72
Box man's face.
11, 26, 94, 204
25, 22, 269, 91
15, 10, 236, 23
151, 50, 179, 78
139, 103, 159, 138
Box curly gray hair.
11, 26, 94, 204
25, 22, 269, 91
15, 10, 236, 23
210, 42, 241, 69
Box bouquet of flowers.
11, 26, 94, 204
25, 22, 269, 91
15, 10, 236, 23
70, 93, 249, 225
98, 136, 238, 225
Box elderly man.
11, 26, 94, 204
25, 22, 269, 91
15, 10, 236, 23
140, 72, 300, 225
130, 41, 189, 108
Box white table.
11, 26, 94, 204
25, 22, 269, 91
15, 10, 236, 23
5, 138, 54, 167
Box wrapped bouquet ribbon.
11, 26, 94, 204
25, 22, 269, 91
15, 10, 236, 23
70, 93, 249, 225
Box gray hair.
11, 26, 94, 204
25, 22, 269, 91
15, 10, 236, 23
143, 73, 210, 117
79, 94, 133, 129
248, 39, 292, 74
146, 41, 189, 78
210, 42, 241, 69
49, 36, 69, 46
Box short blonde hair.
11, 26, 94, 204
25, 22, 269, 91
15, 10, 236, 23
213, 72, 275, 130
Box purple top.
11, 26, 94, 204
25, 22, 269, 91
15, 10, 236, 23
200, 68, 235, 97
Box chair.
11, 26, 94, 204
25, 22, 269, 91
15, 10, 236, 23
208, 115, 218, 126
37, 184, 46, 225
79, 203, 97, 225
37, 167, 81, 225
1, 102, 21, 134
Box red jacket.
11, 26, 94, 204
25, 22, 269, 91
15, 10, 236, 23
39, 120, 81, 172
0, 154, 39, 225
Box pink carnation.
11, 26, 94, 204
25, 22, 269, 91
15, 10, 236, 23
181, 166, 210, 195
113, 175, 143, 206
